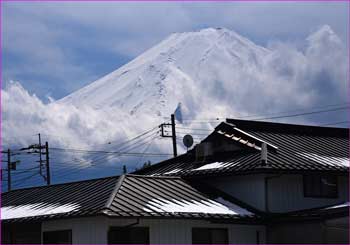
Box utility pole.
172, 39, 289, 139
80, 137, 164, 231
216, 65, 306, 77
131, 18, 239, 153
7, 149, 11, 191
159, 114, 177, 157
19, 139, 50, 185
171, 114, 177, 157
38, 133, 43, 176
45, 142, 51, 185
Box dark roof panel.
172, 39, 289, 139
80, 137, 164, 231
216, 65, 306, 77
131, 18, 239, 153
2, 175, 255, 222
135, 120, 349, 177
1, 176, 119, 222
105, 175, 254, 219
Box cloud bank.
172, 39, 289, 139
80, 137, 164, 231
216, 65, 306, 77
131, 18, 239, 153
1, 26, 348, 176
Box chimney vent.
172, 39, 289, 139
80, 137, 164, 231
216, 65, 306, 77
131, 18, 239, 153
261, 142, 267, 166
195, 142, 213, 160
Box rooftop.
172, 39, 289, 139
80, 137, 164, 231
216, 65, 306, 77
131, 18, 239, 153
1, 174, 256, 223
135, 119, 349, 177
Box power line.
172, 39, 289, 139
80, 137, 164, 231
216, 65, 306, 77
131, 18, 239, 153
180, 103, 350, 123
318, 121, 350, 126
46, 135, 169, 177
175, 131, 209, 136
54, 134, 164, 170
12, 172, 39, 185
95, 126, 159, 148
88, 134, 163, 167
50, 147, 171, 157
230, 102, 350, 121
251, 106, 349, 121
136, 136, 159, 169
175, 126, 212, 131
115, 132, 159, 152
79, 131, 160, 166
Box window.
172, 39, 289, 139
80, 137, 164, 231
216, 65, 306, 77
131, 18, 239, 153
108, 227, 149, 244
192, 228, 228, 244
2, 223, 41, 244
303, 175, 338, 198
43, 230, 72, 244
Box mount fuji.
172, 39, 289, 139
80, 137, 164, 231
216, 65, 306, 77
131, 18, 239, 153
58, 26, 346, 125
3, 26, 347, 152
58, 28, 271, 120
2, 25, 347, 184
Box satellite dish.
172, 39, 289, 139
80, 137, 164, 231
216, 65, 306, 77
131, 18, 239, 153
183, 135, 194, 149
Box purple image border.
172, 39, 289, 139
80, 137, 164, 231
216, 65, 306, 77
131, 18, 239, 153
0, 0, 349, 244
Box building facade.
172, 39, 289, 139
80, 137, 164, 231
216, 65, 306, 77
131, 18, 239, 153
2, 119, 349, 244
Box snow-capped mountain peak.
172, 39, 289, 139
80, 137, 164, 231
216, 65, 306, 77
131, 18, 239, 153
58, 25, 346, 129
59, 27, 270, 118
4, 25, 346, 158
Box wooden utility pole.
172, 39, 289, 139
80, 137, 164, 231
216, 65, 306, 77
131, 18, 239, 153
7, 149, 11, 191
159, 114, 178, 157
45, 142, 51, 185
171, 114, 177, 157
38, 133, 43, 176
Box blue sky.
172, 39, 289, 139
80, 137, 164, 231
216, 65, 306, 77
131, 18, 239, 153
2, 2, 349, 101
1, 2, 349, 189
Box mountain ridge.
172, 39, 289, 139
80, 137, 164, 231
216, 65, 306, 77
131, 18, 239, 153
58, 27, 271, 118
57, 25, 346, 126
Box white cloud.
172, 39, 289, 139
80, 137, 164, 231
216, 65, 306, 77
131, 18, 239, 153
2, 81, 175, 170
2, 25, 347, 157
1, 2, 349, 186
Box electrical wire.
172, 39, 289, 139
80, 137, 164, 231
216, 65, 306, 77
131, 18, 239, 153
180, 102, 350, 122
95, 125, 159, 148
318, 121, 350, 126
50, 147, 171, 157
12, 172, 39, 185
175, 127, 212, 131
251, 106, 349, 121
136, 136, 160, 169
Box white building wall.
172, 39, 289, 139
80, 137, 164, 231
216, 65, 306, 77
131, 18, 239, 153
207, 174, 266, 211
42, 216, 266, 244
42, 216, 107, 244
207, 174, 348, 213
268, 175, 349, 213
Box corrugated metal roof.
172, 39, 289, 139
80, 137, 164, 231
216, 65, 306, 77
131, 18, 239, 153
135, 120, 349, 177
1, 176, 118, 222
104, 175, 254, 220
271, 202, 350, 222
1, 175, 256, 223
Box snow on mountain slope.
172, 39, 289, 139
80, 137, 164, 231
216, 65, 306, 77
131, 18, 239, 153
3, 26, 347, 160
58, 28, 270, 118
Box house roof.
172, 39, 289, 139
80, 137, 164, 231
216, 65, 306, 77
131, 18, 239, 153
1, 176, 118, 222
135, 119, 349, 177
270, 202, 350, 222
1, 174, 256, 223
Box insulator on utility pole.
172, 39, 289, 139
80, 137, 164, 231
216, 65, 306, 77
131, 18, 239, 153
159, 114, 178, 157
